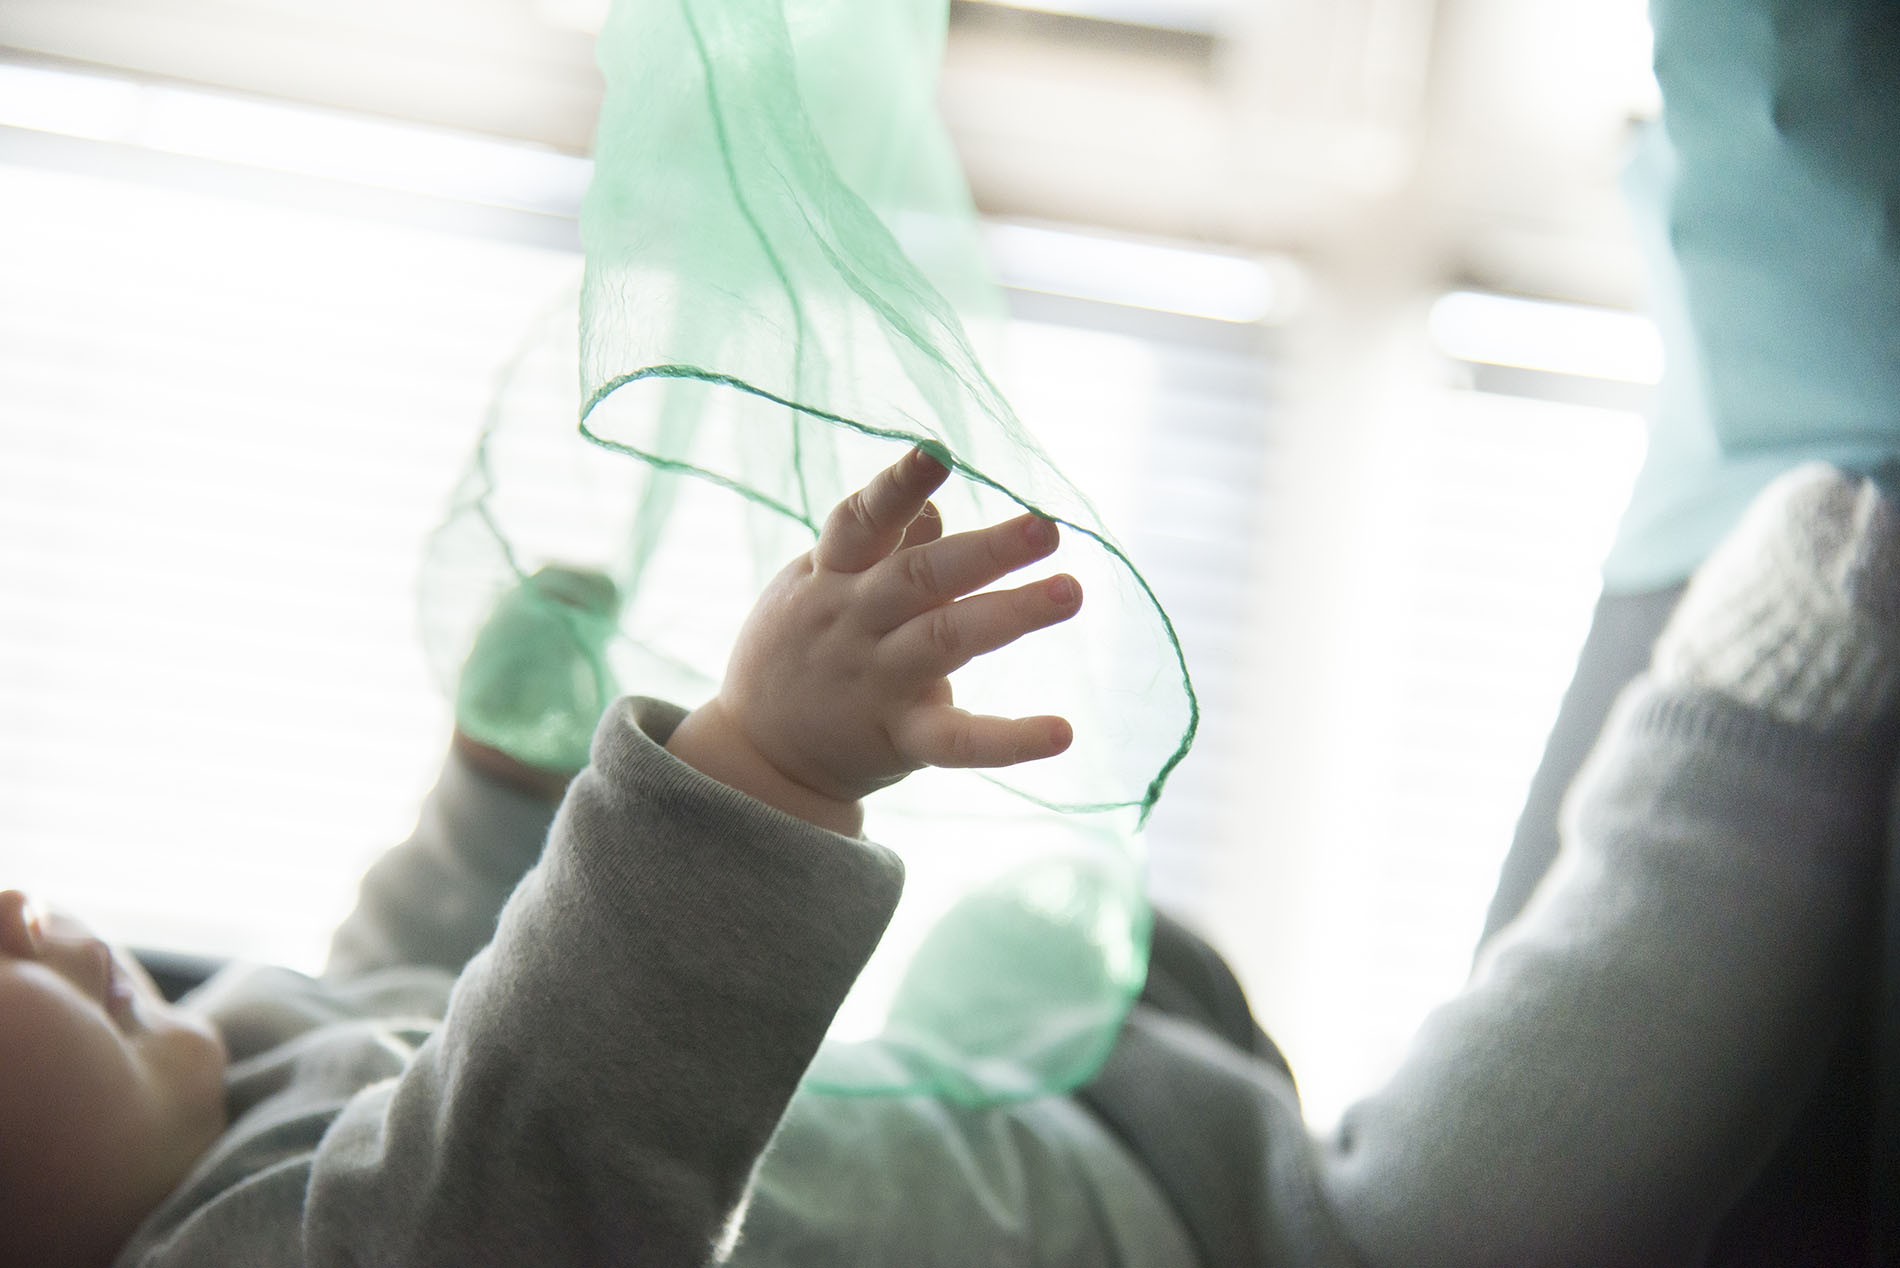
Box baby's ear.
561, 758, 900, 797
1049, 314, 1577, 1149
0, 890, 42, 959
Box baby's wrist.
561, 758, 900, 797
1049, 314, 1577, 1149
665, 701, 866, 837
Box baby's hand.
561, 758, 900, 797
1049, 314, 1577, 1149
665, 447, 1081, 835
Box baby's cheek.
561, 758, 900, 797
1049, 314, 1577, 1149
0, 996, 158, 1195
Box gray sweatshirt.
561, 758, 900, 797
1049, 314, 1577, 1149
115, 683, 1892, 1267
115, 697, 905, 1266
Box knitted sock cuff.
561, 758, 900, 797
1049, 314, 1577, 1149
1650, 464, 1900, 736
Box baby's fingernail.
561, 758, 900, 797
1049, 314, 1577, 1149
1048, 575, 1080, 604
1025, 516, 1057, 548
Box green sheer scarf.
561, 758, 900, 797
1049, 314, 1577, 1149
428, 0, 1197, 1102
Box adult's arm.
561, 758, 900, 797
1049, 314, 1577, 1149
1085, 681, 1892, 1268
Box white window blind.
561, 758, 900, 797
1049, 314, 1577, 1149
1, 145, 584, 969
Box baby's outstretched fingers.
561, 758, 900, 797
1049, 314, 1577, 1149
817, 447, 952, 573
861, 512, 1061, 630
700, 447, 1085, 817
879, 573, 1082, 679
894, 706, 1075, 770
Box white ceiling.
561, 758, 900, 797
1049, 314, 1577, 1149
0, 0, 1658, 305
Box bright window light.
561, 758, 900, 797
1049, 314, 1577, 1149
0, 60, 143, 137
1281, 387, 1648, 1128
984, 221, 1293, 324
0, 157, 582, 971
959, 0, 1232, 34
0, 61, 590, 213
1429, 290, 1663, 384
534, 0, 614, 34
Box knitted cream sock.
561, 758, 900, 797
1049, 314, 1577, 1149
1650, 462, 1900, 736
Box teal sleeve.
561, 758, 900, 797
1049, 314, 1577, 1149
1602, 0, 1900, 591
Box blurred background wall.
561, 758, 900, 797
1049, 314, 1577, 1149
0, 0, 1661, 1125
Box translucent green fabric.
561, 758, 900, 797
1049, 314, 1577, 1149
427, 0, 1197, 1102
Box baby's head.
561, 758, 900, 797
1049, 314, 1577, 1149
0, 890, 228, 1268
